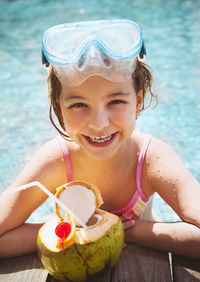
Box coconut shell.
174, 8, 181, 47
37, 210, 124, 282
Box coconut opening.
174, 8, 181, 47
77, 213, 102, 229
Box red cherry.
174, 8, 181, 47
55, 222, 72, 239
55, 222, 72, 256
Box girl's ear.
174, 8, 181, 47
136, 90, 144, 118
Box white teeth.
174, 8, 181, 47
89, 134, 112, 143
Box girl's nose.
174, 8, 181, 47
87, 107, 110, 131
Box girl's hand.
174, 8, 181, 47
120, 217, 136, 248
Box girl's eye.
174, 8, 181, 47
69, 103, 87, 109
109, 100, 126, 105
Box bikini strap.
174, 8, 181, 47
136, 135, 152, 202
57, 135, 73, 182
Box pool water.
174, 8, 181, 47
0, 0, 200, 222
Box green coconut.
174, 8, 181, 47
37, 181, 124, 282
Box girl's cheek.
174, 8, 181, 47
63, 111, 87, 130
111, 109, 135, 125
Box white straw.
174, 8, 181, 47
2, 181, 87, 228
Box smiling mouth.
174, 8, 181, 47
89, 134, 112, 143
83, 133, 117, 146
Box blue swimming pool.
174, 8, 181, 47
0, 0, 199, 222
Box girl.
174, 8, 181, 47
0, 19, 200, 259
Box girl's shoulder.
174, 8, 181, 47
36, 135, 78, 159
16, 136, 73, 190
144, 134, 180, 168
132, 131, 175, 159
32, 136, 65, 164
140, 133, 192, 193
132, 132, 185, 189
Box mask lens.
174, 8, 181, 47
43, 19, 142, 65
98, 24, 141, 56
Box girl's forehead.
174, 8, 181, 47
61, 75, 136, 97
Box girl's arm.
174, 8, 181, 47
0, 223, 43, 258
0, 137, 67, 257
125, 137, 200, 258
124, 219, 200, 258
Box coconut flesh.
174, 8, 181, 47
55, 182, 103, 227
37, 181, 124, 282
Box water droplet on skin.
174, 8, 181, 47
156, 169, 161, 178
161, 177, 164, 182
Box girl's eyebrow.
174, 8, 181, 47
64, 95, 86, 101
108, 92, 130, 98
64, 92, 130, 101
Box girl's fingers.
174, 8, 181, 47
122, 219, 135, 230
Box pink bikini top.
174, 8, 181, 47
57, 135, 152, 220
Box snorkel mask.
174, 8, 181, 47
42, 19, 146, 86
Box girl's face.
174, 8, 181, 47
59, 75, 142, 160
